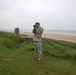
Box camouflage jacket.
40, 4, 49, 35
32, 27, 44, 41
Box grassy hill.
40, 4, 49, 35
0, 31, 76, 75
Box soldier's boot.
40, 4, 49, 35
34, 55, 38, 59
37, 57, 42, 61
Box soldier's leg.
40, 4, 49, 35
37, 41, 42, 58
34, 42, 38, 58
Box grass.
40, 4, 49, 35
0, 31, 76, 75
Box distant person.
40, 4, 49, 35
32, 22, 44, 60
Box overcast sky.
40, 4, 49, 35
0, 0, 76, 30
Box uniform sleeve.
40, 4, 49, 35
32, 28, 36, 34
36, 27, 44, 34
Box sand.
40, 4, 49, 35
20, 32, 76, 43
43, 33, 76, 43
1, 29, 76, 43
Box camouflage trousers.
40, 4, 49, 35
34, 41, 42, 58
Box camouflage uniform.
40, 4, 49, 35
33, 27, 43, 58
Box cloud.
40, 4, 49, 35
0, 0, 12, 11
0, 0, 76, 30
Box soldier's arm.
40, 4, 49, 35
36, 28, 44, 34
32, 28, 36, 34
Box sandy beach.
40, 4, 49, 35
20, 32, 76, 43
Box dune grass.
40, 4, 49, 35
0, 31, 76, 75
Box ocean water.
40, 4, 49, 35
44, 30, 76, 36
21, 29, 76, 36
1, 29, 76, 36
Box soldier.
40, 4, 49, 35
32, 22, 44, 60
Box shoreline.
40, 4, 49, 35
43, 33, 76, 43
0, 30, 76, 43
20, 32, 76, 43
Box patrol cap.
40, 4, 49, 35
35, 22, 40, 25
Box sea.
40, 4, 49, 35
44, 30, 76, 36
20, 29, 76, 36
0, 29, 76, 36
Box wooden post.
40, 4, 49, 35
14, 28, 20, 36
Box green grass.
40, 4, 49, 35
0, 31, 76, 75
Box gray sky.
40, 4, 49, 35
0, 0, 76, 30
